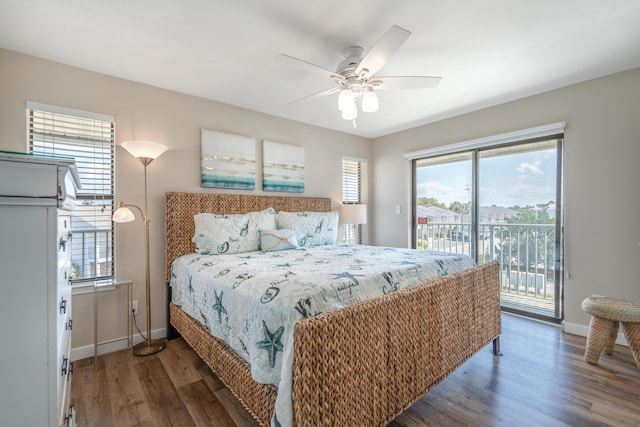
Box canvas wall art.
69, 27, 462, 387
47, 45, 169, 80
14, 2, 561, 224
262, 140, 304, 192
201, 129, 256, 190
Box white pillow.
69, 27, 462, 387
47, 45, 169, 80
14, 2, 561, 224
276, 210, 339, 247
247, 207, 277, 250
192, 213, 249, 254
192, 208, 276, 254
260, 229, 298, 252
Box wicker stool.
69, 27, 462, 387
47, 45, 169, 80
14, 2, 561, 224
581, 296, 640, 368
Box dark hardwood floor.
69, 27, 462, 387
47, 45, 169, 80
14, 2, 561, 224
72, 313, 640, 426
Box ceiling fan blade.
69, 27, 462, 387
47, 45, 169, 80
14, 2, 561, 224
278, 54, 345, 83
373, 76, 442, 90
355, 25, 411, 79
287, 86, 340, 106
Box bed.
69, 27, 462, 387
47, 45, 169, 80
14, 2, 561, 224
165, 191, 501, 427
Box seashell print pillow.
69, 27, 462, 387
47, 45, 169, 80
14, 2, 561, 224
276, 210, 339, 247
192, 208, 276, 254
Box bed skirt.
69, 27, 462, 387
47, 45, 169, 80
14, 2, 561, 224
170, 260, 501, 426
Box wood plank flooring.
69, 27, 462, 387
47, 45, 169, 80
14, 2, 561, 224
72, 313, 640, 426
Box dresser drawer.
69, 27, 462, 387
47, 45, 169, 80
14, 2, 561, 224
57, 214, 72, 260
61, 402, 76, 427
57, 248, 71, 282
57, 329, 72, 424
61, 403, 76, 427
56, 277, 72, 341
0, 160, 59, 199
57, 257, 72, 288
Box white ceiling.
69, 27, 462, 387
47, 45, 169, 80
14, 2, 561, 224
2, 1, 640, 139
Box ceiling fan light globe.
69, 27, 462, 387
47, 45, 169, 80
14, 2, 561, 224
362, 89, 379, 113
338, 89, 354, 112
341, 99, 357, 120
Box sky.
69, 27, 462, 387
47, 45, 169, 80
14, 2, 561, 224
416, 146, 558, 208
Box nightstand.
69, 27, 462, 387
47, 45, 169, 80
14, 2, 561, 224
94, 278, 133, 365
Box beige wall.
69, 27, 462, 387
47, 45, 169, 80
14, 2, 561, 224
371, 68, 640, 334
3, 46, 639, 354
0, 49, 370, 357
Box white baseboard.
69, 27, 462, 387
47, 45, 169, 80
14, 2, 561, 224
70, 327, 167, 362
563, 322, 629, 347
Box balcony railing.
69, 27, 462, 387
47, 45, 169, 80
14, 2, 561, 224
70, 229, 113, 281
417, 222, 560, 316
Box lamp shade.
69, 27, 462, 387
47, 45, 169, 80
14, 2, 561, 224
121, 140, 167, 160
342, 204, 367, 225
112, 204, 135, 223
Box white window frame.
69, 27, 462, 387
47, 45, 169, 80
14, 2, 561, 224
27, 101, 116, 285
342, 156, 369, 244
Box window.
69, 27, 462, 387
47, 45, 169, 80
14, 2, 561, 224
342, 156, 368, 244
28, 102, 115, 283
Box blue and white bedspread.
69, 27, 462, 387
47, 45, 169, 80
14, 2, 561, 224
170, 244, 475, 426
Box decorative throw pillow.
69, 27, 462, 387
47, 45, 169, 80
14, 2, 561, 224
276, 210, 339, 247
246, 207, 277, 250
192, 208, 276, 254
192, 213, 250, 254
259, 229, 298, 252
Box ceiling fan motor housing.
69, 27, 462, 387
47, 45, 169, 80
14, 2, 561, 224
337, 46, 364, 74
337, 46, 368, 92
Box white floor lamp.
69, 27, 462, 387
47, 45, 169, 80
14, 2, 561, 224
113, 140, 167, 356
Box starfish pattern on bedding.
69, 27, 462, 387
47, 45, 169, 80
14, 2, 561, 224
212, 290, 227, 324
256, 321, 284, 368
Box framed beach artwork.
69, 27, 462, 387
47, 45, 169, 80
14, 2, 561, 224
201, 129, 256, 190
262, 140, 304, 193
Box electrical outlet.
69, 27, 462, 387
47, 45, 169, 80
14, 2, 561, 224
132, 300, 139, 315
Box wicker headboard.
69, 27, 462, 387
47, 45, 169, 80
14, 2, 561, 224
164, 192, 332, 281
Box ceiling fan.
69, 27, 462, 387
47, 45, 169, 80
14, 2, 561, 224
280, 25, 441, 123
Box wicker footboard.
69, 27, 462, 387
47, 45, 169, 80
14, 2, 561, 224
292, 260, 501, 426
169, 303, 277, 425
170, 261, 501, 427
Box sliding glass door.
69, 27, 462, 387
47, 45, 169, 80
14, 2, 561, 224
413, 138, 563, 321
414, 152, 472, 256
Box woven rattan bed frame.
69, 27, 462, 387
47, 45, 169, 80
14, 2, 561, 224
165, 191, 502, 427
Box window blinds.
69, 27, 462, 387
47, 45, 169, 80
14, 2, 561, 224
28, 102, 115, 282
342, 156, 369, 244
404, 122, 566, 160
342, 156, 369, 204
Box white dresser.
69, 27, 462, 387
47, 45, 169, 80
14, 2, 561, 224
0, 151, 81, 427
